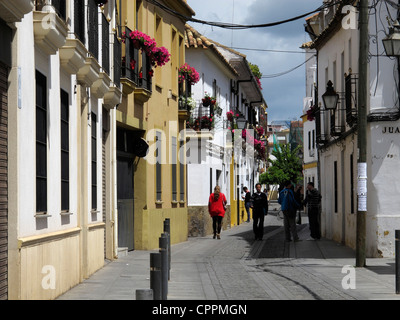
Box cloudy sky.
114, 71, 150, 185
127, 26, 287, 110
186, 0, 322, 122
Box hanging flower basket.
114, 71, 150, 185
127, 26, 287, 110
202, 93, 216, 107
152, 46, 171, 67
307, 105, 317, 121
178, 63, 200, 85
127, 30, 157, 55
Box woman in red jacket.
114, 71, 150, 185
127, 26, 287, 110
208, 186, 227, 239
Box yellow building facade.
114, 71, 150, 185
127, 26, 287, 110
117, 0, 194, 250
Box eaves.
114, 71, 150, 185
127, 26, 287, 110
310, 0, 358, 50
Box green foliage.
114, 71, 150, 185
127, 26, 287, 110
248, 62, 262, 79
260, 144, 302, 186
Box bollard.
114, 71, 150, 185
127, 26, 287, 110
396, 230, 400, 294
164, 219, 171, 280
150, 252, 162, 300
136, 289, 153, 300
159, 234, 168, 300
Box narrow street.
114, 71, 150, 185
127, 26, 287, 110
167, 212, 358, 300
59, 208, 399, 301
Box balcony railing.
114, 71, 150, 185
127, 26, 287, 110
330, 93, 346, 136
345, 73, 358, 127
122, 27, 139, 85
74, 0, 85, 45
88, 0, 99, 60
113, 33, 121, 88
178, 77, 192, 111
121, 26, 152, 94
102, 13, 110, 75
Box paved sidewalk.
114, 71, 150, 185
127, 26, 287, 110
57, 211, 400, 301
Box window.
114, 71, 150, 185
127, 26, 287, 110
171, 28, 177, 94
155, 15, 162, 83
178, 34, 184, 67
179, 140, 185, 202
308, 131, 311, 150
74, 0, 85, 44
334, 161, 338, 213
61, 89, 69, 211
350, 154, 354, 213
171, 137, 177, 202
92, 112, 97, 210
136, 0, 142, 30
312, 130, 315, 149
88, 0, 99, 60
156, 131, 162, 201
36, 71, 47, 213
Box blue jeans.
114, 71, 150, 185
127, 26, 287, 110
245, 203, 251, 221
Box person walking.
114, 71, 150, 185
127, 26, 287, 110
303, 182, 322, 240
294, 185, 304, 225
251, 183, 268, 241
278, 181, 300, 242
208, 186, 227, 239
242, 187, 252, 222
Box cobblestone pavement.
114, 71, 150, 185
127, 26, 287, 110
58, 209, 400, 301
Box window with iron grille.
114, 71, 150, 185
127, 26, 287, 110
141, 52, 152, 92
122, 26, 139, 84
36, 70, 47, 213
156, 132, 162, 202
61, 89, 69, 211
52, 0, 66, 21
74, 0, 85, 45
102, 13, 110, 75
114, 34, 121, 87
179, 140, 185, 202
92, 112, 97, 210
172, 137, 177, 202
88, 0, 99, 60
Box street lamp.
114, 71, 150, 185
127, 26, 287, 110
382, 20, 400, 57
236, 114, 247, 129
322, 80, 339, 110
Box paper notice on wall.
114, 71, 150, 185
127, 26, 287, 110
358, 162, 367, 179
357, 178, 367, 195
358, 195, 367, 212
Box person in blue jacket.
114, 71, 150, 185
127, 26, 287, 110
278, 181, 300, 242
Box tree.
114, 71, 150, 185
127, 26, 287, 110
260, 144, 302, 186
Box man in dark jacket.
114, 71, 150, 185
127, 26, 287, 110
303, 182, 321, 240
278, 181, 300, 242
251, 183, 268, 240
242, 187, 252, 222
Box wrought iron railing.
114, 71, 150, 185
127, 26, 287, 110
102, 13, 110, 75
113, 33, 121, 88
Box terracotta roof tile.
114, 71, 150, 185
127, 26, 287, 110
184, 24, 238, 76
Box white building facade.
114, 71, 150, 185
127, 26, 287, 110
306, 0, 400, 257
7, 0, 122, 299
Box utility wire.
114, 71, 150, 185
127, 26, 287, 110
145, 0, 343, 30
230, 47, 312, 54
261, 55, 316, 79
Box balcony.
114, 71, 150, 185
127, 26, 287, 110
91, 72, 111, 99
0, 0, 33, 23
77, 56, 100, 87
59, 38, 87, 75
33, 10, 68, 55
103, 86, 122, 111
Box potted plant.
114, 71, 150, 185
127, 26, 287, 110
307, 105, 317, 121
178, 63, 200, 85
202, 92, 216, 107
